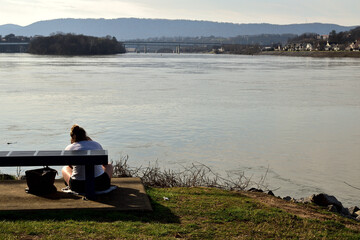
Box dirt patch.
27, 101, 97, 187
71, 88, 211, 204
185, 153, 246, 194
242, 191, 332, 220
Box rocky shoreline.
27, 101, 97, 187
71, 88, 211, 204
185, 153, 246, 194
249, 188, 360, 221
258, 51, 360, 58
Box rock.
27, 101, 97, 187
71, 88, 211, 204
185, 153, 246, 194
248, 188, 263, 193
356, 216, 360, 221
341, 207, 350, 216
349, 206, 360, 216
296, 197, 312, 204
309, 193, 353, 216
328, 205, 338, 213
267, 191, 275, 196
355, 210, 360, 217
283, 196, 292, 201
310, 193, 343, 209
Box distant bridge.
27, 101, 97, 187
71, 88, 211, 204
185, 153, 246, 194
122, 41, 222, 46
122, 41, 223, 53
0, 41, 224, 53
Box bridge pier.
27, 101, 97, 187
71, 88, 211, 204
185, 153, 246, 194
175, 45, 181, 54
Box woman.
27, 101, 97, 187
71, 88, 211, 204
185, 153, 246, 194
62, 124, 113, 193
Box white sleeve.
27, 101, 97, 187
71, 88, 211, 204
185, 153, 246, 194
65, 144, 74, 150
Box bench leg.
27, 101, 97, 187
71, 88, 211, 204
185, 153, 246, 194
84, 165, 96, 200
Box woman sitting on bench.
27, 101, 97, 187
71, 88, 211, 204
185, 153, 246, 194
62, 124, 113, 193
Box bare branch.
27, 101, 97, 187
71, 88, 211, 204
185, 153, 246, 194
344, 181, 360, 191
112, 156, 271, 191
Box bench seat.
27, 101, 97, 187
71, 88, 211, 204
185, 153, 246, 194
0, 150, 108, 200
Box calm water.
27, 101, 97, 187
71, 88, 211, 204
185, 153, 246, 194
1, 53, 360, 206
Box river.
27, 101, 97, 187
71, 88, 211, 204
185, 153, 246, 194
1, 53, 359, 206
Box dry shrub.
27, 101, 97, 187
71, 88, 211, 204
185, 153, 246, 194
112, 156, 269, 191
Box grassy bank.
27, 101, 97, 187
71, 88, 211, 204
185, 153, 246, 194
1, 187, 360, 239
258, 51, 360, 58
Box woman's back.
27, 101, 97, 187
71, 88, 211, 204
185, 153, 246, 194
65, 140, 103, 151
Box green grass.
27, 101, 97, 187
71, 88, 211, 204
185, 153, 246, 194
0, 187, 359, 239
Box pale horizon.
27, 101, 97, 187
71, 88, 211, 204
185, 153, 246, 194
0, 0, 359, 27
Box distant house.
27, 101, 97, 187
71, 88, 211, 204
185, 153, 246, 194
346, 40, 359, 51
345, 43, 353, 51
295, 43, 304, 51
274, 45, 282, 51
283, 43, 300, 51
324, 41, 331, 51
262, 46, 275, 51
317, 34, 329, 40
305, 43, 313, 51
283, 44, 290, 51
332, 44, 340, 51
354, 39, 360, 51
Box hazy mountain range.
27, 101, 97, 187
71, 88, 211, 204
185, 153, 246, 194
0, 18, 357, 40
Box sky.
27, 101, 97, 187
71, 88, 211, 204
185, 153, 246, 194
0, 0, 359, 26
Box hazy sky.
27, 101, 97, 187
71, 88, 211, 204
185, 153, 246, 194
1, 0, 359, 26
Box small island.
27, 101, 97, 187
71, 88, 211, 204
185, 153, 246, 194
28, 33, 126, 55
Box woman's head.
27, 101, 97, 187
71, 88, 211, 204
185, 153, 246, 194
70, 124, 88, 143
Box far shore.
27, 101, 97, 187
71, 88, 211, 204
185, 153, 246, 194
257, 51, 360, 58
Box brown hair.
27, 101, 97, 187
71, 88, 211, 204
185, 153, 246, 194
70, 124, 88, 142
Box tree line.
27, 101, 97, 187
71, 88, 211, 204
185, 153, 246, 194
28, 34, 126, 55
288, 27, 360, 46
328, 27, 360, 44
0, 34, 30, 42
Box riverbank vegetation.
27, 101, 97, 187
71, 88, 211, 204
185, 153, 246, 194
112, 156, 268, 191
28, 33, 126, 55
